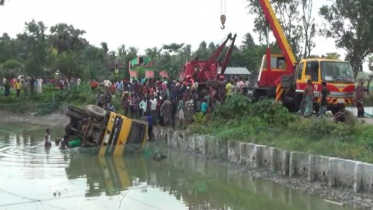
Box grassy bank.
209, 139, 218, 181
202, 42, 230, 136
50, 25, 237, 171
189, 94, 373, 163
0, 84, 122, 115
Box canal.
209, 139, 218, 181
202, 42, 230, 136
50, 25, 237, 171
0, 124, 356, 210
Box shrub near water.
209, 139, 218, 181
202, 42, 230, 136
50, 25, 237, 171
0, 84, 97, 115
189, 93, 373, 163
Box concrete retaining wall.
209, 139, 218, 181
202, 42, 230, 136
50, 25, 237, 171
154, 127, 373, 193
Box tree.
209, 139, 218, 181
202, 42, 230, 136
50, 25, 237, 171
194, 41, 209, 60
101, 42, 109, 54
1, 59, 24, 78
247, 0, 303, 58
1, 33, 10, 41
16, 20, 50, 75
208, 42, 217, 55
240, 33, 255, 51
325, 52, 341, 60
300, 0, 316, 58
369, 56, 373, 71
53, 52, 83, 78
319, 0, 373, 75
162, 43, 184, 54
49, 23, 87, 53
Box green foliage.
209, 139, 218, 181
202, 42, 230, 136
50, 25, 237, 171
190, 93, 373, 163
213, 94, 295, 125
319, 0, 373, 74
0, 84, 97, 115
213, 94, 250, 119
192, 112, 207, 125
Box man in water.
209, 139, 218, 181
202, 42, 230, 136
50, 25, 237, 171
44, 129, 52, 147
59, 135, 69, 149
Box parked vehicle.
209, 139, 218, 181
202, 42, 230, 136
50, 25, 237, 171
247, 0, 355, 115
179, 33, 237, 91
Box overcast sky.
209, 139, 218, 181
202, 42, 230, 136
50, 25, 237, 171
0, 0, 369, 70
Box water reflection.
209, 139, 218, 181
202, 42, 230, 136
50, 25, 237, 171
0, 126, 356, 210
61, 149, 351, 210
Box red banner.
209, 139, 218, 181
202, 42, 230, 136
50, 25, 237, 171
145, 70, 154, 78
129, 70, 137, 78
159, 71, 169, 78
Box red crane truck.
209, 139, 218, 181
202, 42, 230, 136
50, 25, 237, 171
179, 33, 237, 89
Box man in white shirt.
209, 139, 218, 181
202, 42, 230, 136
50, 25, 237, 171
103, 77, 112, 91
150, 96, 157, 118
139, 97, 147, 118
77, 78, 81, 86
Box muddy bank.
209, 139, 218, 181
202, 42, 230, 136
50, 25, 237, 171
0, 110, 69, 126
152, 127, 373, 210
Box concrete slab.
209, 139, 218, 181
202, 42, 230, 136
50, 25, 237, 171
194, 135, 207, 155
159, 128, 167, 140
308, 155, 329, 183
186, 134, 196, 152
258, 146, 273, 169
166, 128, 173, 144
228, 141, 240, 163
289, 152, 309, 178
239, 142, 251, 165
206, 135, 218, 158
180, 132, 189, 150
328, 158, 356, 188
171, 130, 181, 149
354, 162, 373, 193
217, 139, 228, 160
271, 148, 290, 176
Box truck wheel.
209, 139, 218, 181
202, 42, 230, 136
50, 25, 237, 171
65, 109, 85, 120
68, 105, 88, 117
86, 105, 107, 120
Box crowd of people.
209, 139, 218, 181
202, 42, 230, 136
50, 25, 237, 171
1, 76, 81, 97
91, 75, 252, 129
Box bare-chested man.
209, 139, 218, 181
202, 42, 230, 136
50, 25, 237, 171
303, 79, 314, 117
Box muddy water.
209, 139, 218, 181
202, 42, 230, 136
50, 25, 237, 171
0, 124, 356, 210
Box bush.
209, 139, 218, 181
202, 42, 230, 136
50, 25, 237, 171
213, 94, 295, 125
213, 94, 250, 119
0, 84, 97, 115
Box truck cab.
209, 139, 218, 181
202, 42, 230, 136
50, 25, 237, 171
295, 58, 355, 113
250, 55, 355, 113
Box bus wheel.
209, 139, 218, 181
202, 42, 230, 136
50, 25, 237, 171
86, 105, 107, 121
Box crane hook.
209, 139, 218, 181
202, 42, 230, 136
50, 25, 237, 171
220, 15, 226, 30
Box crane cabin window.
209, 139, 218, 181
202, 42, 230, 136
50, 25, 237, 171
297, 62, 304, 80
305, 61, 319, 81
263, 56, 286, 70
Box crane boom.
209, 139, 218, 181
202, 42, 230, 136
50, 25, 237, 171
202, 33, 232, 73
220, 34, 237, 75
259, 0, 297, 71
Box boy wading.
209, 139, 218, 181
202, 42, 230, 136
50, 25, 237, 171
303, 79, 314, 117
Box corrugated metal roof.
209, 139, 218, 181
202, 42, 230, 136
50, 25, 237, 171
223, 67, 251, 75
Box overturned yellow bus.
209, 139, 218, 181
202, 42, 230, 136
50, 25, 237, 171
63, 104, 148, 156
